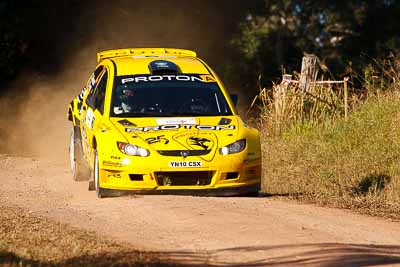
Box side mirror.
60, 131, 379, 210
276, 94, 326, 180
230, 94, 238, 107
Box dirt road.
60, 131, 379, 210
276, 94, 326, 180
1, 155, 400, 266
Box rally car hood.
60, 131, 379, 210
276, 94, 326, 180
109, 116, 240, 161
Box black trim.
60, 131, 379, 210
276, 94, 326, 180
155, 171, 213, 186
218, 118, 232, 125
97, 184, 260, 197
110, 59, 118, 76
118, 119, 136, 127
109, 59, 118, 117
68, 101, 74, 121
157, 150, 211, 157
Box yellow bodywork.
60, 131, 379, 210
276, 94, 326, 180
68, 48, 261, 195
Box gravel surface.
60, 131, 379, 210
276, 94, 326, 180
1, 155, 400, 266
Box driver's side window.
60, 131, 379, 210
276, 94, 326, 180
88, 66, 104, 91
87, 69, 108, 115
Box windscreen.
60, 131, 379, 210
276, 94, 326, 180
111, 74, 233, 117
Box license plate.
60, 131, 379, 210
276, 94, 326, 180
169, 161, 202, 168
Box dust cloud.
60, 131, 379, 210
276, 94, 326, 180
0, 1, 254, 160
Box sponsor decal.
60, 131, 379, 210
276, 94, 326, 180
85, 108, 95, 129
107, 173, 122, 179
156, 118, 196, 125
121, 75, 216, 84
103, 161, 123, 167
145, 135, 170, 145
173, 131, 217, 162
199, 75, 216, 83
76, 87, 86, 103
169, 161, 202, 168
125, 124, 235, 132
155, 61, 169, 68
188, 137, 211, 150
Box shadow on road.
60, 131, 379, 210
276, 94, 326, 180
2, 243, 400, 267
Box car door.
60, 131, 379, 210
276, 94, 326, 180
83, 68, 108, 164
80, 66, 104, 159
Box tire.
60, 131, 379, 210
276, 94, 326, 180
69, 126, 90, 182
93, 150, 105, 198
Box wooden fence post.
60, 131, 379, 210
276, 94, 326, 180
299, 55, 318, 92
344, 77, 349, 121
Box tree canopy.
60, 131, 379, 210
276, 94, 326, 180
230, 0, 400, 91
0, 1, 399, 98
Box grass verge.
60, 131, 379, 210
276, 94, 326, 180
261, 93, 400, 219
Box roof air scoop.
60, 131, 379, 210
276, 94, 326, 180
148, 60, 180, 75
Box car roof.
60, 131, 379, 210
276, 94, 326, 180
97, 48, 211, 76
111, 55, 211, 76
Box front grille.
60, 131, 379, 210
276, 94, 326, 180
157, 150, 211, 157
155, 171, 213, 186
129, 174, 143, 181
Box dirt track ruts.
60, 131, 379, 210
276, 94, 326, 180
1, 155, 400, 266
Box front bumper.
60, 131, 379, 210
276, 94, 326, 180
98, 154, 261, 194
99, 184, 260, 197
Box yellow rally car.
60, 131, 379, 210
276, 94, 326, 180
68, 48, 261, 198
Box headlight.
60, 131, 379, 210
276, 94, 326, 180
219, 139, 246, 155
117, 142, 150, 157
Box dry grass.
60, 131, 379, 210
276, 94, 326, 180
261, 93, 400, 218
259, 81, 346, 136
0, 204, 183, 267
258, 55, 400, 218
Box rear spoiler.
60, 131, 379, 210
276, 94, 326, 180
97, 48, 197, 62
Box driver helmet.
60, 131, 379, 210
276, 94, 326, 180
120, 88, 135, 112
188, 97, 207, 113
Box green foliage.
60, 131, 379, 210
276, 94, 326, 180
229, 0, 400, 95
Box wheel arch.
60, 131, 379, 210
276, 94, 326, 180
92, 136, 97, 150
68, 106, 73, 122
